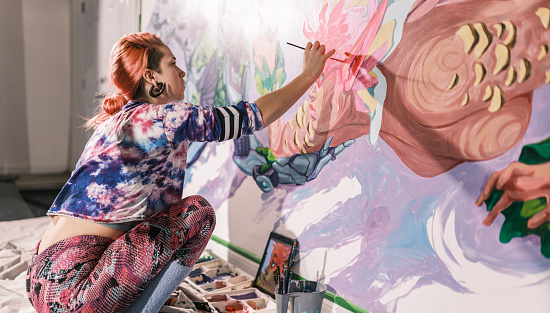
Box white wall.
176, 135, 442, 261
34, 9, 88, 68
0, 0, 141, 174
0, 0, 30, 174
69, 0, 140, 169
22, 0, 71, 174
0, 0, 70, 175
140, 0, 157, 31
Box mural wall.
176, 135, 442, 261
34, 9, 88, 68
147, 0, 550, 312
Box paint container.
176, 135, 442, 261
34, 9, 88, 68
229, 291, 259, 300
205, 294, 230, 302
275, 280, 326, 313
206, 265, 235, 280
189, 273, 214, 285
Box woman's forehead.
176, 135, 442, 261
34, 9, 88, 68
161, 46, 175, 60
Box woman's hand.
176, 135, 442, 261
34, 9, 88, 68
301, 41, 336, 81
477, 161, 550, 228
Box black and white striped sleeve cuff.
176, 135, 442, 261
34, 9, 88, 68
215, 106, 245, 141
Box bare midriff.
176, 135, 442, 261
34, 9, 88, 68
37, 215, 125, 255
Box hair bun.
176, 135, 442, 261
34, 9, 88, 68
103, 93, 128, 115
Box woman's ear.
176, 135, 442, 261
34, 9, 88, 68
142, 69, 157, 86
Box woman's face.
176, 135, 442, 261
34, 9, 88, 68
154, 46, 186, 102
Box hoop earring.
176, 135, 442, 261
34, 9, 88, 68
149, 82, 166, 98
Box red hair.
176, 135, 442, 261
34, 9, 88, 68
86, 32, 166, 129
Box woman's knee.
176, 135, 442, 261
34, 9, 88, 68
171, 195, 216, 224
173, 195, 212, 211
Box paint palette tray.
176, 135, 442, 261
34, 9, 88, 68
205, 288, 276, 313
196, 250, 217, 264
184, 258, 255, 294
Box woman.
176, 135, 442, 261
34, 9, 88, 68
25, 32, 334, 312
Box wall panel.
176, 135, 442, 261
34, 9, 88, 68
147, 1, 550, 312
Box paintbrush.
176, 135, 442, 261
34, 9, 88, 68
280, 273, 284, 294
278, 266, 285, 294
282, 264, 288, 294
274, 267, 279, 294
286, 263, 294, 294
286, 42, 346, 63
285, 240, 298, 293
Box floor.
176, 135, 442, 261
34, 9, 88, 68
0, 173, 69, 221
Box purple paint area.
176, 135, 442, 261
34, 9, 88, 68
214, 272, 235, 280
189, 268, 203, 277
201, 266, 239, 283
229, 292, 260, 300
190, 274, 214, 285
279, 84, 550, 310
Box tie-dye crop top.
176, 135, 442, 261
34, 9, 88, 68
47, 100, 263, 223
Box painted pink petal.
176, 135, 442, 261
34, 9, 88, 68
352, 43, 388, 113
343, 0, 388, 91
352, 43, 388, 90
328, 0, 345, 25
366, 0, 377, 21
303, 15, 317, 39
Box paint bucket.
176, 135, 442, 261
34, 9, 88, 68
275, 280, 326, 313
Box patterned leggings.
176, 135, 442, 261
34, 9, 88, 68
26, 195, 216, 313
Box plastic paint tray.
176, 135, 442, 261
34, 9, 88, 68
162, 288, 277, 313
185, 257, 254, 294
206, 288, 276, 312
163, 251, 274, 313
208, 296, 276, 312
